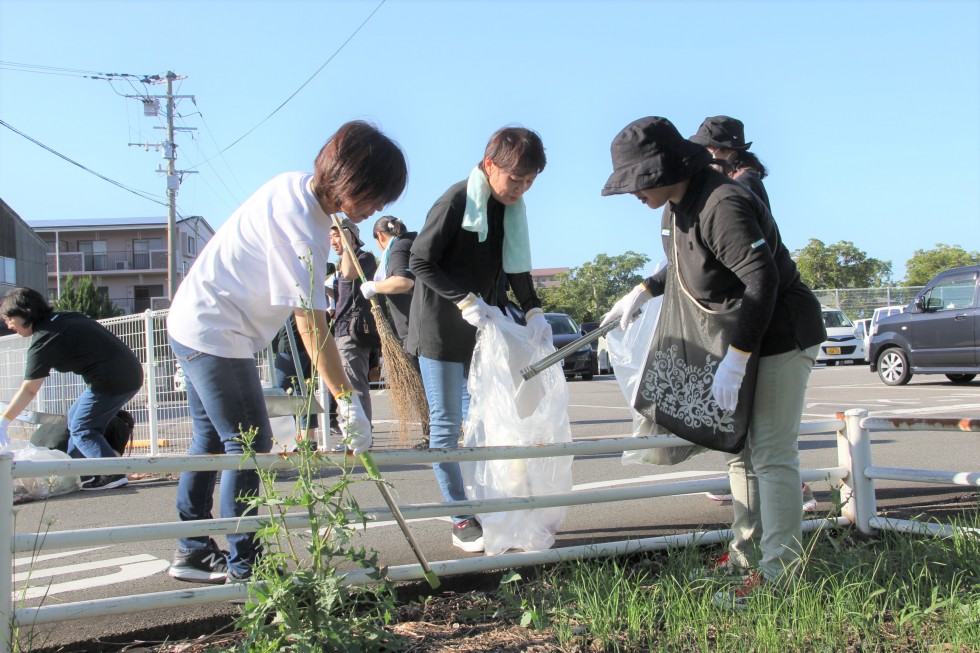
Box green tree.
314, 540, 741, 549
54, 275, 123, 319
903, 243, 980, 285
793, 239, 892, 289
538, 251, 650, 322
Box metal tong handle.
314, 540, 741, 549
519, 310, 640, 381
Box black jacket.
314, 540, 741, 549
407, 179, 540, 363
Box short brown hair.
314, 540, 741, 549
482, 126, 546, 177
312, 121, 407, 211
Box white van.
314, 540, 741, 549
816, 308, 866, 365
853, 318, 872, 361
870, 305, 905, 339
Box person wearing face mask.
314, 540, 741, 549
165, 120, 406, 584
690, 115, 817, 512
601, 117, 824, 609
407, 126, 551, 553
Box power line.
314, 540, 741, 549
0, 117, 168, 207
186, 0, 386, 171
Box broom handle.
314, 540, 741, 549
330, 214, 439, 588
330, 214, 383, 313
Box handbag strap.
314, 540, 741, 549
669, 212, 740, 316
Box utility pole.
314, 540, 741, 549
127, 71, 197, 300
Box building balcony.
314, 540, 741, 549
47, 250, 168, 274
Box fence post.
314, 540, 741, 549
144, 310, 159, 456
1, 451, 14, 651
837, 408, 876, 537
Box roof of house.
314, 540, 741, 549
28, 216, 211, 231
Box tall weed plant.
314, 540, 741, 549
232, 416, 403, 653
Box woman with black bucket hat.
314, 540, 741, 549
690, 115, 770, 209
691, 115, 818, 512
600, 116, 825, 609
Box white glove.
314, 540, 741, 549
712, 346, 751, 412
0, 416, 10, 449
457, 293, 502, 329
360, 281, 378, 300
600, 284, 652, 330
337, 393, 372, 456
525, 308, 552, 347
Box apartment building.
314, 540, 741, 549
531, 267, 570, 290
29, 216, 214, 314
0, 198, 48, 298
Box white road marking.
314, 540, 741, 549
13, 554, 171, 600
12, 546, 111, 567
14, 554, 160, 582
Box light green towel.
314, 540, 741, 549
461, 166, 532, 273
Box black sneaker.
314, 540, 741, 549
79, 476, 96, 488
168, 539, 229, 584
452, 519, 484, 553
80, 474, 128, 491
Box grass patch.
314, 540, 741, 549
487, 510, 980, 652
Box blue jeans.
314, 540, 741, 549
66, 388, 138, 459
419, 356, 472, 524
169, 337, 273, 578
273, 351, 318, 430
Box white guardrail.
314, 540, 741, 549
1, 409, 979, 650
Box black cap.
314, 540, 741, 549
689, 115, 752, 150
602, 117, 712, 196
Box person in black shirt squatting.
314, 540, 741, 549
601, 117, 825, 609
0, 287, 143, 490
407, 126, 552, 553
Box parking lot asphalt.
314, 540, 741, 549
15, 363, 979, 650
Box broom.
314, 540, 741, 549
331, 214, 429, 445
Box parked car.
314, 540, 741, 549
853, 318, 872, 362
545, 313, 597, 381
173, 362, 186, 395
869, 265, 979, 386
869, 305, 905, 339
580, 321, 612, 375
816, 308, 866, 366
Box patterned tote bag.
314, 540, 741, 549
632, 218, 759, 454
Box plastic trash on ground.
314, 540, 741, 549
7, 441, 81, 503
462, 318, 573, 555
608, 259, 708, 466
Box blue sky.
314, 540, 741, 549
1, 0, 977, 282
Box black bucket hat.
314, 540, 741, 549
601, 117, 712, 196
689, 115, 752, 150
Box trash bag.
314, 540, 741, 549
607, 258, 708, 466
7, 441, 81, 503
462, 318, 573, 555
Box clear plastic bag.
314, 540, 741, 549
8, 441, 82, 503
462, 318, 573, 555
607, 258, 708, 466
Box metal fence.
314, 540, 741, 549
812, 285, 924, 320
0, 410, 976, 646
0, 310, 278, 455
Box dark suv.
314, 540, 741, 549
869, 265, 979, 385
